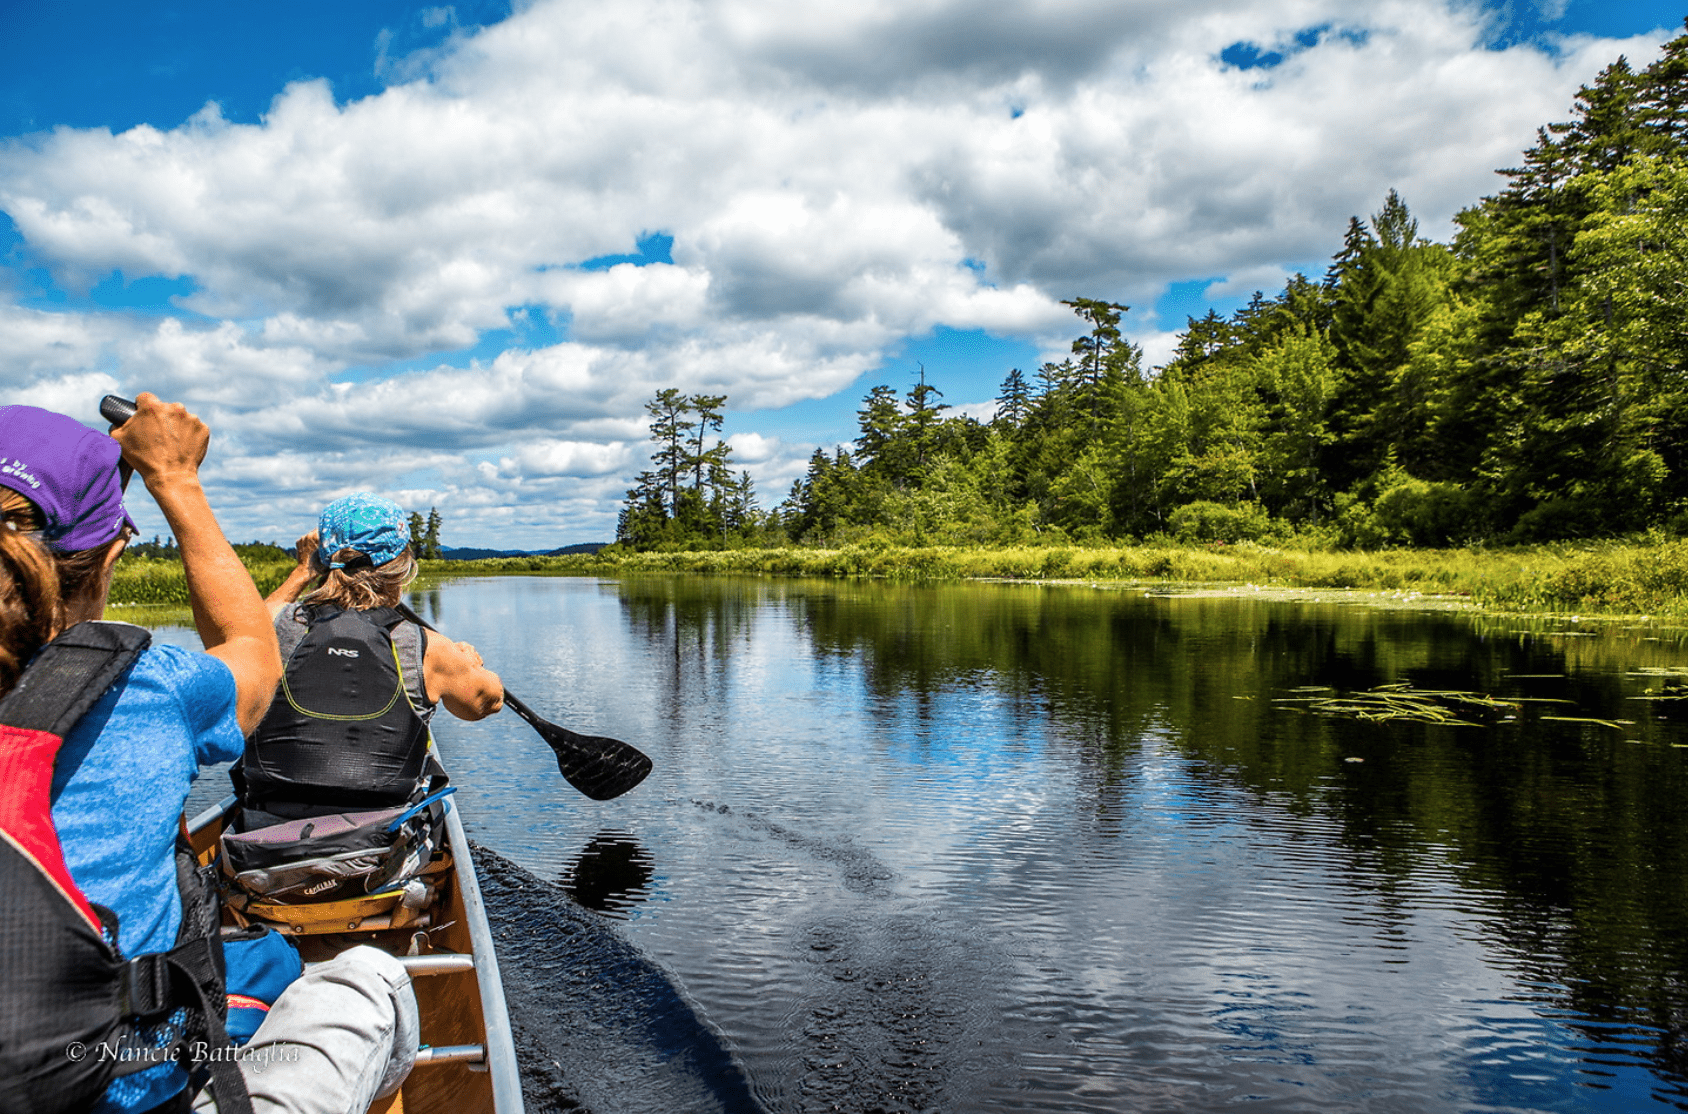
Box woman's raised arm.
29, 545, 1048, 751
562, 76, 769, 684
112, 393, 281, 734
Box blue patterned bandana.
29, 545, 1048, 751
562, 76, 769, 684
317, 493, 410, 569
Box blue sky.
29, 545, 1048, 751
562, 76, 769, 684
0, 0, 1682, 545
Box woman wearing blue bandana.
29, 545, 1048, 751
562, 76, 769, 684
235, 493, 502, 822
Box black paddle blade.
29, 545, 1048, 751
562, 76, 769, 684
547, 723, 654, 801
394, 603, 654, 801
505, 692, 653, 801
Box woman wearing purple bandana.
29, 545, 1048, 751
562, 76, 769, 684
0, 397, 419, 1113
0, 396, 283, 1113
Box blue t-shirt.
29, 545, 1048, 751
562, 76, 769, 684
51, 639, 244, 1114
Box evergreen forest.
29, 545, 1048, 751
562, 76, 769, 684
621, 26, 1688, 552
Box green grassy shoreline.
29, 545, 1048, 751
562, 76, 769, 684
105, 539, 1688, 619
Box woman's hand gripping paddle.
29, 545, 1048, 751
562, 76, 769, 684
102, 394, 653, 800
395, 603, 653, 801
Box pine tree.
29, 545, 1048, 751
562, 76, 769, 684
781, 448, 862, 541
645, 388, 695, 515
855, 384, 909, 486
904, 365, 950, 478
1326, 192, 1453, 488
688, 393, 728, 493
1559, 58, 1644, 173
1634, 25, 1688, 148
617, 472, 671, 548
718, 469, 760, 536
1062, 298, 1129, 426
1170, 310, 1237, 368
422, 507, 443, 559
1325, 217, 1375, 292
994, 368, 1032, 427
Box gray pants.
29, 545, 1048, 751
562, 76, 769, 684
195, 946, 419, 1114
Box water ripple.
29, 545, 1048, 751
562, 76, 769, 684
422, 576, 1688, 1113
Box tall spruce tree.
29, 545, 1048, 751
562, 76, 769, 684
421, 507, 443, 559
645, 388, 694, 515
995, 369, 1032, 427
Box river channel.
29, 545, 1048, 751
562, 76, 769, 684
172, 575, 1688, 1112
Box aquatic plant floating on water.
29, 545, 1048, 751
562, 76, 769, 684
1273, 682, 1521, 726
1625, 668, 1688, 701
1539, 715, 1633, 730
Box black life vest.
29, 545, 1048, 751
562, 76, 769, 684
0, 621, 251, 1114
239, 604, 431, 810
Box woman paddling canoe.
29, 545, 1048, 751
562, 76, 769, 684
206, 495, 526, 1113
234, 492, 502, 830
0, 397, 418, 1114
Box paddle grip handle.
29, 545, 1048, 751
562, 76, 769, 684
100, 395, 138, 427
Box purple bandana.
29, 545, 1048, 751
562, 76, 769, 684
0, 405, 136, 552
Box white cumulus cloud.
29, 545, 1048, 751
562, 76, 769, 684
0, 0, 1669, 545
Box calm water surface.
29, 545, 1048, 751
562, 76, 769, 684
178, 576, 1688, 1112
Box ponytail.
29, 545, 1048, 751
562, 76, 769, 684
305, 549, 418, 611
0, 490, 60, 699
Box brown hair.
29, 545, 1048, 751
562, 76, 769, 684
304, 548, 418, 611
0, 489, 127, 698
0, 490, 59, 698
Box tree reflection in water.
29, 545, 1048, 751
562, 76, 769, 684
608, 576, 1688, 1108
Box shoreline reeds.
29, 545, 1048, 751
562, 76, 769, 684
106, 538, 1688, 619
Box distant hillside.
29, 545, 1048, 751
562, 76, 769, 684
438, 546, 530, 560
439, 542, 609, 560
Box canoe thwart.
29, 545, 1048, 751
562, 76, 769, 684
399, 953, 475, 975
413, 1044, 486, 1066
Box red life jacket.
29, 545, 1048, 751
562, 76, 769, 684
0, 621, 252, 1114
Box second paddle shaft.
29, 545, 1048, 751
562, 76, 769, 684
100, 394, 138, 426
